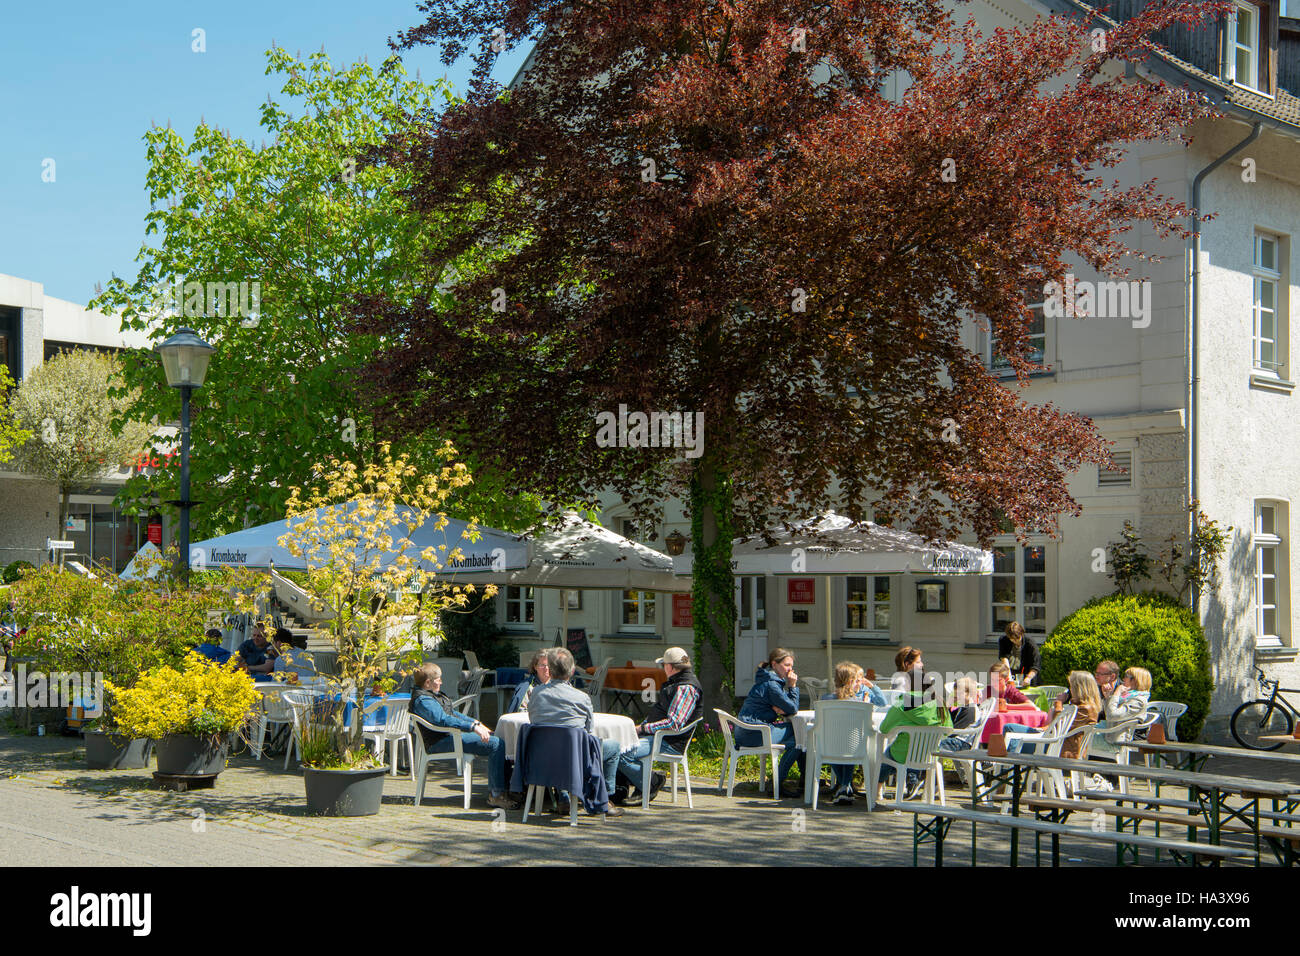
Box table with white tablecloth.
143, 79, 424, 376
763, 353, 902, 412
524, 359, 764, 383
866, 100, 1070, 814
494, 711, 639, 761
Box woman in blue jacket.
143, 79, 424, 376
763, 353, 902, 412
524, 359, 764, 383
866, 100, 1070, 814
736, 648, 805, 795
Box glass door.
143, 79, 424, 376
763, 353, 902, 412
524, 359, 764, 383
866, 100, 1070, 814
734, 576, 768, 694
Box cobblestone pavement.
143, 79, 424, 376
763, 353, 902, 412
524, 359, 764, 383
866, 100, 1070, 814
0, 733, 1283, 866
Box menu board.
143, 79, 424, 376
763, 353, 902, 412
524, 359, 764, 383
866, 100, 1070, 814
566, 628, 593, 670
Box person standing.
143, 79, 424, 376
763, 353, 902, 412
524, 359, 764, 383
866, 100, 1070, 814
613, 646, 701, 804
997, 622, 1040, 687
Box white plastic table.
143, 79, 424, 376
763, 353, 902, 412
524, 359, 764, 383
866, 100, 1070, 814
494, 711, 639, 761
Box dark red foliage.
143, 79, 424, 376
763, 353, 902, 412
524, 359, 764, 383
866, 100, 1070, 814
357, 0, 1224, 543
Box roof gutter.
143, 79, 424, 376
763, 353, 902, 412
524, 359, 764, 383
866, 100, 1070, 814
1189, 122, 1262, 515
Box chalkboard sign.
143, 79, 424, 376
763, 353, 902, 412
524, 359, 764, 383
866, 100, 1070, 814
566, 628, 593, 670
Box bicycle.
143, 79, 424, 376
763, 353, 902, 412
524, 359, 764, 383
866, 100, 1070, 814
1230, 667, 1300, 750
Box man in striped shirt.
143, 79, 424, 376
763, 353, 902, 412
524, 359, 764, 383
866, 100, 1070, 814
613, 647, 703, 804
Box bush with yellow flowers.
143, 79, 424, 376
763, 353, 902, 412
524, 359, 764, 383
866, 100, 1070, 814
107, 651, 260, 741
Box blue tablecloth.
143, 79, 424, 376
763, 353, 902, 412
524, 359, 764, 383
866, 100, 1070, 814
496, 667, 527, 687
345, 693, 411, 729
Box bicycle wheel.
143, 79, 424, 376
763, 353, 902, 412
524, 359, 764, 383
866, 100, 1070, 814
1230, 700, 1293, 750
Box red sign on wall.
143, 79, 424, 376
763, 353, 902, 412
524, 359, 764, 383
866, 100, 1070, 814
787, 578, 816, 604
147, 515, 163, 546
671, 594, 693, 628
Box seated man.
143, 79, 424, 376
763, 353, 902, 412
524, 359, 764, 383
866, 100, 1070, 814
194, 628, 232, 665
526, 647, 625, 818
237, 622, 276, 676
409, 663, 518, 811
613, 646, 700, 804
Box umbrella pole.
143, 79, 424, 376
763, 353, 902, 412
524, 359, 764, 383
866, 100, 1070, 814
562, 592, 568, 647
824, 574, 833, 687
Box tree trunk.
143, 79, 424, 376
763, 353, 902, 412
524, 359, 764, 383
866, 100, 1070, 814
689, 457, 737, 723
57, 484, 71, 552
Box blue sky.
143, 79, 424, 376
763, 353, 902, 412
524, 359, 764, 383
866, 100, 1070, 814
0, 1, 530, 305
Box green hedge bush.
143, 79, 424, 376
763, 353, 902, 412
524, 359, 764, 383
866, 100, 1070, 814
1040, 590, 1213, 741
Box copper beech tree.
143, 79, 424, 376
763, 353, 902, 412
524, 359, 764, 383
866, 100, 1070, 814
355, 0, 1224, 705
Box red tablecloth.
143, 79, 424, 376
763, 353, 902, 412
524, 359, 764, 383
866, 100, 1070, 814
981, 703, 1049, 742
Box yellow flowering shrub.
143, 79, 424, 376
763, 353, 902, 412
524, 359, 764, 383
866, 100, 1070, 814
107, 651, 260, 740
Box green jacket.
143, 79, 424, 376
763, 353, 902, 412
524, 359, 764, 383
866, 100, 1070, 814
879, 700, 951, 764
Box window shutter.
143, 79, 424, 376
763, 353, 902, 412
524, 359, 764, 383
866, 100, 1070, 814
1263, 0, 1279, 94
1100, 451, 1133, 487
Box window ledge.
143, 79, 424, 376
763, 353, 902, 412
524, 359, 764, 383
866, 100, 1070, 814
828, 636, 897, 647
1255, 644, 1298, 662
1249, 373, 1296, 394
601, 632, 660, 641
966, 641, 1002, 650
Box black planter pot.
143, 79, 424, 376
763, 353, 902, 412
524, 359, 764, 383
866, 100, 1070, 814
84, 732, 153, 770
303, 767, 387, 816
155, 734, 229, 776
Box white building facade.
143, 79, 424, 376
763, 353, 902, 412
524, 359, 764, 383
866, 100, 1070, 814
0, 274, 164, 574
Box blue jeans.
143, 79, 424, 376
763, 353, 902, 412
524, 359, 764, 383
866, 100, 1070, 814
735, 722, 804, 784
879, 764, 924, 792
616, 736, 679, 789
1002, 723, 1040, 755
831, 764, 860, 790
429, 732, 507, 796
938, 736, 972, 754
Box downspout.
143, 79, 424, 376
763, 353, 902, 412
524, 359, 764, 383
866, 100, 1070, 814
1188, 122, 1261, 513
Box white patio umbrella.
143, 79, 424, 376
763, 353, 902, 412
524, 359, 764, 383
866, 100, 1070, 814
446, 511, 690, 648
119, 541, 163, 581
190, 501, 528, 574
671, 512, 993, 682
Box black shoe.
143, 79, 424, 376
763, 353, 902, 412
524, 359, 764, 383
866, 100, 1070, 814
609, 785, 629, 806
647, 771, 667, 803
780, 779, 803, 798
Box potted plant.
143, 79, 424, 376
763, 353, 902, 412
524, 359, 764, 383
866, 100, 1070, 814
8, 550, 261, 767
107, 652, 259, 778
277, 442, 495, 816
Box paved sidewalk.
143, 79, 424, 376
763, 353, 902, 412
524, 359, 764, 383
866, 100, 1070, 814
0, 733, 1267, 866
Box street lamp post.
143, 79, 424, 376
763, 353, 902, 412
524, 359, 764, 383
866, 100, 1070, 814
155, 329, 216, 581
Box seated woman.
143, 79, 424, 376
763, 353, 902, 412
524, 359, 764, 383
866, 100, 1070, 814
409, 663, 518, 811
735, 647, 804, 796
877, 685, 952, 798
506, 650, 551, 714
1004, 670, 1101, 755
821, 662, 886, 805
987, 661, 1031, 704
891, 646, 922, 691
997, 622, 1040, 687
1090, 666, 1152, 758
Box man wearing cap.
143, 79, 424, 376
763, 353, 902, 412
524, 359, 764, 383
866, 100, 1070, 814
612, 647, 703, 804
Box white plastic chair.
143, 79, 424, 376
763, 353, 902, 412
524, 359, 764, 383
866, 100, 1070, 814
799, 676, 828, 707
808, 700, 875, 811
463, 650, 481, 671
874, 725, 953, 805
1095, 712, 1159, 793
280, 691, 315, 770
362, 698, 413, 778
410, 713, 476, 810
640, 718, 702, 809
875, 688, 905, 709
459, 669, 488, 720
714, 709, 784, 799
254, 691, 296, 762
1004, 704, 1078, 798
1036, 684, 1068, 701
581, 657, 614, 710
1146, 701, 1188, 742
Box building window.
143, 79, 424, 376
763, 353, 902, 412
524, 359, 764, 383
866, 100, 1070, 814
1254, 501, 1289, 649
989, 297, 1047, 375
845, 575, 891, 633
988, 542, 1048, 640
619, 518, 656, 631
1227, 2, 1263, 90
0, 306, 20, 383
1099, 450, 1134, 488
1253, 232, 1285, 375
504, 586, 535, 626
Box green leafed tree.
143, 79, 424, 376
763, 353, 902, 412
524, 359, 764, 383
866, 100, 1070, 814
0, 365, 32, 467
9, 350, 153, 542
90, 47, 542, 539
